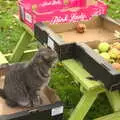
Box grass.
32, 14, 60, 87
0, 0, 119, 119
0, 0, 37, 54
105, 0, 120, 19
0, 1, 24, 53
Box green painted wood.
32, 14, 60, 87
10, 31, 33, 62
69, 90, 98, 120
62, 59, 104, 91
4, 49, 37, 61
106, 90, 120, 112
80, 86, 87, 93
0, 51, 8, 64
20, 49, 38, 61
94, 111, 120, 120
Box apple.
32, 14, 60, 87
98, 42, 110, 52
76, 23, 86, 33
100, 52, 110, 61
112, 63, 120, 70
109, 59, 115, 63
108, 48, 120, 59
111, 42, 120, 50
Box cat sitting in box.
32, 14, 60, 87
0, 47, 57, 107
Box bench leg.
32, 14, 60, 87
69, 90, 98, 120
10, 31, 33, 62
94, 111, 120, 120
106, 90, 120, 112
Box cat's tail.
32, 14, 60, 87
0, 88, 6, 99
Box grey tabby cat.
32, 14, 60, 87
0, 47, 57, 107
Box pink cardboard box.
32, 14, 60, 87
18, 0, 107, 29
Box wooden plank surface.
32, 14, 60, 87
62, 59, 104, 91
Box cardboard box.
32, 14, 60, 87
34, 16, 120, 59
18, 0, 107, 29
0, 64, 63, 120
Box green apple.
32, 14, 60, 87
100, 52, 110, 61
98, 42, 110, 52
111, 42, 120, 50
109, 59, 115, 63
108, 48, 120, 59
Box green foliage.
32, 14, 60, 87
105, 0, 120, 19
0, 0, 24, 53
50, 64, 81, 105
49, 63, 81, 119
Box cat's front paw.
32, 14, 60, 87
32, 95, 42, 107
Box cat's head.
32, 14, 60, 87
33, 47, 58, 67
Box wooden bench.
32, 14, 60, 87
62, 59, 120, 120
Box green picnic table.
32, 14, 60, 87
1, 17, 120, 120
